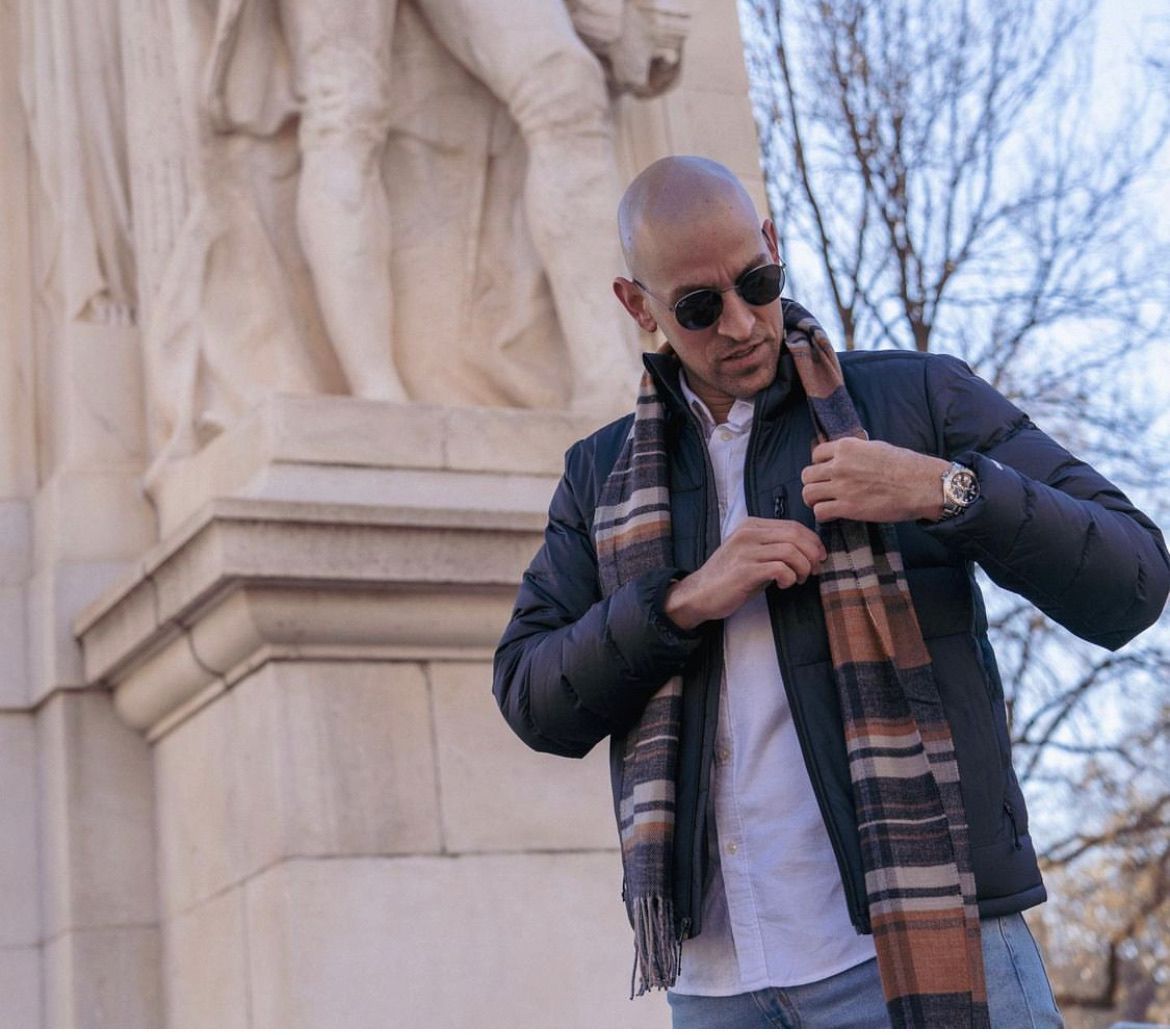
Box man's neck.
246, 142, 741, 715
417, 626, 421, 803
678, 370, 745, 427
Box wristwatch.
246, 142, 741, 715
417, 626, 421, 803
940, 461, 980, 519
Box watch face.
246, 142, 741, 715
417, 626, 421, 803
950, 469, 979, 505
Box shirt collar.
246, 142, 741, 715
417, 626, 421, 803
678, 369, 756, 437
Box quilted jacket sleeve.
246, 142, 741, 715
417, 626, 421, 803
493, 440, 704, 758
920, 354, 1170, 649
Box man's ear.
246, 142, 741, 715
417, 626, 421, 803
613, 277, 658, 334
762, 218, 780, 263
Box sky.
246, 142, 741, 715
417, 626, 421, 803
739, 0, 1170, 453
1092, 2, 1170, 422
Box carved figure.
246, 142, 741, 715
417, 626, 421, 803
19, 0, 135, 326
205, 0, 689, 411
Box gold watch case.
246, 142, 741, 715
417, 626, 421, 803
941, 463, 979, 518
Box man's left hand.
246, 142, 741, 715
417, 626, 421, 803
801, 438, 950, 524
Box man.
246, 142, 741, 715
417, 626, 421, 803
492, 156, 1169, 1028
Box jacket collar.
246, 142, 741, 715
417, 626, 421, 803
641, 341, 799, 430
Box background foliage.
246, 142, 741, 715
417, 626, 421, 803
740, 0, 1170, 1023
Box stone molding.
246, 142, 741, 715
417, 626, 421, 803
74, 496, 546, 742
147, 392, 605, 538
72, 395, 615, 741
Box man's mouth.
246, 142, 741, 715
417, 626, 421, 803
723, 341, 763, 364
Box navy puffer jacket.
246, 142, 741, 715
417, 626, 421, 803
493, 316, 1170, 938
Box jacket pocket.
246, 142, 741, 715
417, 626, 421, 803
921, 632, 1010, 848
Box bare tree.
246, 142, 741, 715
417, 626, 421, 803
742, 0, 1170, 1023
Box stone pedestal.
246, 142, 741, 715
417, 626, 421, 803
74, 398, 669, 1026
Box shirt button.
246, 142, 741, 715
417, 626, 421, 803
718, 429, 733, 442
726, 841, 738, 855
716, 746, 731, 765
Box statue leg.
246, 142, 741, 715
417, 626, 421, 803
419, 1, 645, 411
281, 0, 407, 401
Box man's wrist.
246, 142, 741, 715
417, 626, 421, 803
938, 460, 981, 520
917, 456, 952, 522
663, 576, 707, 631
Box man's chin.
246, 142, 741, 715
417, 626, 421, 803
722, 347, 779, 396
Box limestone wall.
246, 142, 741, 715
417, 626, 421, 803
0, 0, 766, 1024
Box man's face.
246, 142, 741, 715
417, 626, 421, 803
615, 211, 783, 417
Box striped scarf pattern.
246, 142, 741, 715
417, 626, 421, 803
788, 312, 989, 1026
593, 369, 685, 996
592, 309, 989, 1026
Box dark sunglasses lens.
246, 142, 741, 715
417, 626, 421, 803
674, 291, 723, 330
671, 265, 785, 329
739, 264, 784, 305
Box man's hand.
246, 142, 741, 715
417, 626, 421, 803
801, 438, 949, 524
664, 518, 826, 631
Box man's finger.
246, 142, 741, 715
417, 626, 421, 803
810, 441, 837, 465
769, 561, 800, 590
800, 461, 834, 485
813, 500, 842, 523
742, 540, 815, 577
802, 481, 839, 507
736, 518, 826, 555
768, 542, 812, 582
769, 526, 827, 563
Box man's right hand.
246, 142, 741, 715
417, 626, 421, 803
663, 518, 827, 631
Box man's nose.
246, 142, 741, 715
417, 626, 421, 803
716, 289, 756, 340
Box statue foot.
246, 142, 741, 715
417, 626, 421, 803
350, 377, 411, 404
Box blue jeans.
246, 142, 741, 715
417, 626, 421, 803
666, 913, 1064, 1028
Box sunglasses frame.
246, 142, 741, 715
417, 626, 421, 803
634, 260, 786, 331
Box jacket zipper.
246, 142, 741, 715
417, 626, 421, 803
1003, 801, 1022, 849
682, 406, 723, 939
744, 427, 870, 935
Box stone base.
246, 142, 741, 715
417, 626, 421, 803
155, 658, 663, 1027
72, 399, 670, 1027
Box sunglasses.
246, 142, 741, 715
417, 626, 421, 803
634, 261, 786, 331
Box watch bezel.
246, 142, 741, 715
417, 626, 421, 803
941, 462, 979, 518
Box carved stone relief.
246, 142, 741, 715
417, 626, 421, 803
18, 0, 691, 488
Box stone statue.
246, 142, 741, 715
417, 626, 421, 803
19, 0, 136, 327
14, 0, 690, 487
206, 1, 406, 403
120, 0, 321, 489
104, 0, 689, 486
204, 0, 690, 412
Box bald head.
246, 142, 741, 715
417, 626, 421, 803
617, 156, 760, 279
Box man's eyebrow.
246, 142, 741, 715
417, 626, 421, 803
671, 254, 770, 303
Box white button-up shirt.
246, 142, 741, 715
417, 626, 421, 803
671, 375, 876, 996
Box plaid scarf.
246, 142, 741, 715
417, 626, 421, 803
591, 303, 989, 1026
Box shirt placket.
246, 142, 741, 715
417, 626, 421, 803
707, 418, 770, 987
674, 383, 876, 995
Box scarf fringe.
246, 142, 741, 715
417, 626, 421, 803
629, 894, 680, 998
